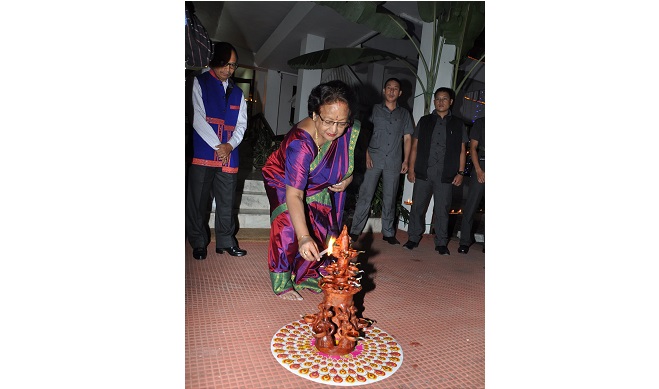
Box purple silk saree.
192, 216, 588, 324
262, 121, 360, 295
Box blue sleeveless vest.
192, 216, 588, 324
192, 71, 243, 173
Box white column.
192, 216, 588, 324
278, 74, 297, 134
411, 23, 456, 123
295, 34, 324, 123
399, 22, 456, 233
264, 69, 281, 131
368, 62, 385, 90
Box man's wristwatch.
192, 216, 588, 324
457, 171, 465, 176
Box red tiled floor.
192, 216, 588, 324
186, 233, 484, 388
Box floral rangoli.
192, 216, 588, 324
271, 320, 403, 386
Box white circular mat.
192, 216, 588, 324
271, 320, 403, 386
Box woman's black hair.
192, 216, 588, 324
307, 80, 358, 122
209, 42, 238, 68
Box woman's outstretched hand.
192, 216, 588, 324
298, 235, 320, 261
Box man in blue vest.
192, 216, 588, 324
403, 87, 467, 255
186, 42, 248, 260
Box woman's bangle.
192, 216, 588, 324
298, 234, 310, 241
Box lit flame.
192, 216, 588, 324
318, 236, 337, 257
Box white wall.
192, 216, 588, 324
263, 70, 297, 135
252, 69, 267, 116
278, 73, 297, 135
294, 34, 324, 124
264, 70, 280, 131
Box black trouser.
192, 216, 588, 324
406, 164, 453, 246
350, 166, 401, 238
459, 160, 485, 246
186, 164, 238, 249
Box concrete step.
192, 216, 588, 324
239, 192, 270, 211
243, 178, 265, 193
210, 179, 268, 212
208, 178, 270, 229
209, 209, 271, 229
238, 209, 271, 228
211, 197, 268, 213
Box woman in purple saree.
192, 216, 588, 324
262, 80, 360, 300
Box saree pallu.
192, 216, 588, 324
262, 121, 360, 295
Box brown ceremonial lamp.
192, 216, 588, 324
303, 225, 373, 356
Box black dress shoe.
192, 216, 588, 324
458, 245, 469, 254
383, 236, 400, 245
192, 247, 207, 260
403, 240, 418, 250
436, 245, 450, 255
216, 246, 247, 257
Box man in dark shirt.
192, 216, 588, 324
403, 87, 467, 255
350, 78, 413, 245
458, 117, 485, 254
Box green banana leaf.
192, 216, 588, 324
317, 1, 379, 22
315, 1, 407, 39
288, 47, 402, 70
417, 1, 454, 23
444, 3, 485, 58
290, 1, 484, 114
287, 2, 484, 75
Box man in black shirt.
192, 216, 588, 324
403, 87, 467, 255
458, 117, 485, 254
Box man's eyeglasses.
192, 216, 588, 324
318, 113, 350, 129
223, 62, 238, 70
